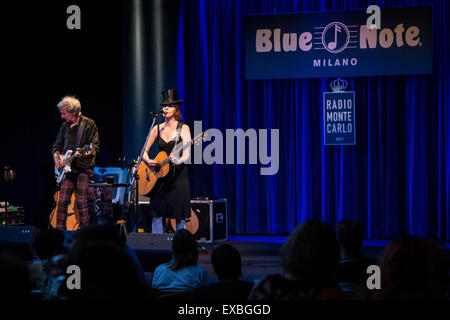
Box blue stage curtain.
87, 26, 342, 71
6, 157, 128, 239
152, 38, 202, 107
177, 0, 450, 239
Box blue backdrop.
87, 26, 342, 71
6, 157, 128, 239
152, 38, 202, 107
175, 0, 450, 239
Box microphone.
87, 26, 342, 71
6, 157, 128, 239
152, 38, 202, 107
150, 110, 165, 117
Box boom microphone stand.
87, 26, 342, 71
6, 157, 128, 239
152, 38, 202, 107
3, 167, 15, 226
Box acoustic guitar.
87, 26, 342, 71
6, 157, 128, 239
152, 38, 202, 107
168, 208, 200, 235
49, 191, 80, 230
137, 132, 206, 196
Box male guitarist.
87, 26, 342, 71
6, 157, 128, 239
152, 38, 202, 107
51, 96, 100, 230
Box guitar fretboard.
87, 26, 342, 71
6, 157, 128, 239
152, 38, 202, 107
160, 133, 204, 166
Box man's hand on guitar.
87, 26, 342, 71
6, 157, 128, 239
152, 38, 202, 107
74, 147, 90, 158
74, 149, 82, 158
53, 153, 63, 170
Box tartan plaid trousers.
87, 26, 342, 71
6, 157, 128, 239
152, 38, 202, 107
55, 169, 92, 230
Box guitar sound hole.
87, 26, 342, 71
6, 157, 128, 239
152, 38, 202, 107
154, 164, 161, 172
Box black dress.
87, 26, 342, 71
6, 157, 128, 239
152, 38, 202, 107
149, 122, 191, 221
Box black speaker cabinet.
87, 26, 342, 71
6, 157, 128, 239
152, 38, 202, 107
190, 199, 228, 243
0, 226, 38, 260
127, 232, 173, 250
126, 233, 173, 272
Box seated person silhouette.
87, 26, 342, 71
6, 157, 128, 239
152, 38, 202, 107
70, 223, 147, 285
66, 240, 149, 300
29, 228, 66, 295
0, 253, 32, 300
372, 236, 448, 300
248, 219, 345, 300
194, 244, 254, 300
152, 229, 208, 293
336, 219, 377, 299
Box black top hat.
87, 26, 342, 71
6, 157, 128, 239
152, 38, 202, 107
161, 89, 183, 106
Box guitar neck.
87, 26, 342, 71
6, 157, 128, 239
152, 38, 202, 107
175, 139, 194, 153
61, 144, 91, 166
62, 154, 76, 166
160, 139, 195, 166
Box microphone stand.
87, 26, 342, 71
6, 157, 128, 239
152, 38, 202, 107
3, 167, 15, 226
129, 113, 160, 232
114, 159, 132, 237
3, 167, 8, 226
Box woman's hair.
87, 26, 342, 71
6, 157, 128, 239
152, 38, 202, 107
170, 229, 198, 271
281, 219, 339, 284
67, 241, 145, 299
57, 95, 81, 115
211, 244, 242, 280
173, 105, 182, 120
31, 229, 65, 260
373, 236, 448, 300
336, 219, 365, 255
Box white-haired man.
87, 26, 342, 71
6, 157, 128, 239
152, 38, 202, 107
51, 96, 100, 230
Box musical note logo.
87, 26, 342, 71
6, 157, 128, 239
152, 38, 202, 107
321, 22, 350, 54
327, 25, 341, 50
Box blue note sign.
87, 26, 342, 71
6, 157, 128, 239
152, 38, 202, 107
323, 90, 356, 145
245, 5, 432, 79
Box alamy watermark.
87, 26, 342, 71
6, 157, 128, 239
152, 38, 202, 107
186, 121, 279, 176
366, 264, 381, 290
66, 265, 81, 290
66, 5, 81, 30
366, 5, 381, 30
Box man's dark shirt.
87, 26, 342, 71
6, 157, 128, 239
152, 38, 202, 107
52, 115, 100, 172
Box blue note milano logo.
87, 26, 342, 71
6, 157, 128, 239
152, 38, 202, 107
320, 22, 354, 54
255, 20, 423, 68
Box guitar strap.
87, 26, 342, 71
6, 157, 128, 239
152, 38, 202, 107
63, 117, 86, 152
168, 122, 183, 180
75, 117, 87, 149
173, 121, 183, 157
57, 117, 86, 183
70, 118, 86, 175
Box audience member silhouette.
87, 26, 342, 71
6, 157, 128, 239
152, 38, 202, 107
69, 223, 146, 285
248, 219, 344, 300
41, 253, 69, 299
66, 240, 148, 300
152, 229, 208, 293
194, 244, 254, 300
372, 236, 448, 300
29, 228, 66, 293
336, 219, 377, 299
0, 252, 32, 300
32, 228, 66, 261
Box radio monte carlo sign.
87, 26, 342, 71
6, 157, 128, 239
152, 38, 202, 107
245, 5, 432, 79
